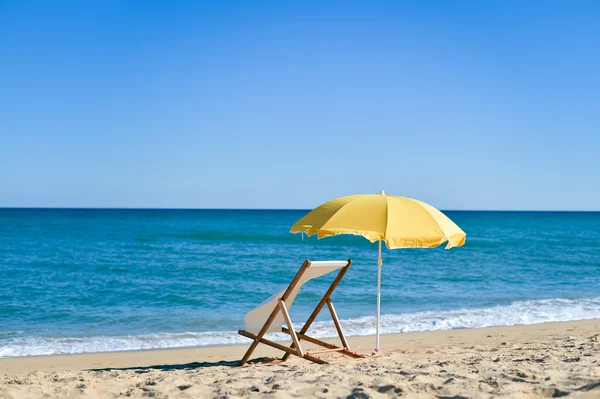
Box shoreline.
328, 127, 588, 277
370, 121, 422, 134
1, 319, 598, 373
3, 295, 600, 360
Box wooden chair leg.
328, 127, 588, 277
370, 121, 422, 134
282, 262, 351, 361
239, 260, 312, 366
239, 338, 260, 366
327, 299, 349, 349
239, 300, 282, 366
278, 300, 303, 357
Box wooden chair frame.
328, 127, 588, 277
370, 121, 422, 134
238, 259, 364, 366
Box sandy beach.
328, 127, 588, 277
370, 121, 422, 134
0, 320, 598, 398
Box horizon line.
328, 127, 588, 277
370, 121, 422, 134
0, 207, 599, 213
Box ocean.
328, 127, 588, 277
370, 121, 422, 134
1, 209, 599, 358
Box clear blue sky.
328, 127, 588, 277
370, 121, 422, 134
1, 1, 598, 210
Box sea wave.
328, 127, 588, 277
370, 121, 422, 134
2, 296, 600, 358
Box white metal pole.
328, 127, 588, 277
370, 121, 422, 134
375, 190, 386, 352
376, 239, 382, 352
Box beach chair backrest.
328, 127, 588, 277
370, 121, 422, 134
244, 260, 349, 334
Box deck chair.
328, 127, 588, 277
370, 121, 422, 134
238, 259, 364, 365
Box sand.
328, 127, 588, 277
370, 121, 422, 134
1, 319, 599, 398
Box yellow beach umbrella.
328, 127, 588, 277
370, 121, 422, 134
290, 191, 466, 351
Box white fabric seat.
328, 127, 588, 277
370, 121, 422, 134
244, 260, 349, 334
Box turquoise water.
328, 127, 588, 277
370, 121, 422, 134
1, 209, 599, 357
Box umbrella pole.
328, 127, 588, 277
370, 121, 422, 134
375, 239, 382, 352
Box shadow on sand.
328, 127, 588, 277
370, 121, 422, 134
86, 357, 282, 372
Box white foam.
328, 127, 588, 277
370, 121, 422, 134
2, 296, 600, 358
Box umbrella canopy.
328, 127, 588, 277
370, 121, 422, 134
290, 191, 466, 351
291, 192, 465, 249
